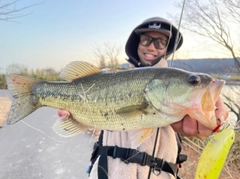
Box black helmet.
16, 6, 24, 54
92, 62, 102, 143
125, 17, 183, 67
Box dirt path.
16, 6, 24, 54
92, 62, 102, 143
0, 97, 12, 126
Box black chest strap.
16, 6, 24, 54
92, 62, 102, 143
90, 145, 180, 179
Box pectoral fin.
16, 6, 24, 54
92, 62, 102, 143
116, 104, 148, 118
53, 115, 91, 137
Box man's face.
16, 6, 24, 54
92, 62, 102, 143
137, 31, 168, 67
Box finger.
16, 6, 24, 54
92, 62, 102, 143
58, 110, 70, 117
215, 97, 229, 123
182, 115, 198, 136
197, 123, 212, 138
171, 115, 211, 139
170, 120, 183, 134
182, 116, 211, 139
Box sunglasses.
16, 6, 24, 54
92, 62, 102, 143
139, 34, 168, 50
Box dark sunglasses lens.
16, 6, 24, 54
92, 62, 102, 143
154, 41, 160, 49
140, 35, 151, 46
140, 34, 167, 49
154, 39, 167, 49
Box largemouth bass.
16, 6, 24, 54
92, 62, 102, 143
195, 126, 235, 179
6, 61, 225, 145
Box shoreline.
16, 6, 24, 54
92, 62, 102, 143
226, 81, 240, 85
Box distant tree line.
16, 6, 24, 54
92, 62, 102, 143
0, 64, 61, 89
0, 41, 124, 89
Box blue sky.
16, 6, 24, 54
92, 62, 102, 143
1, 0, 183, 71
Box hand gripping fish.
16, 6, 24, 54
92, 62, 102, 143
194, 126, 235, 179
6, 61, 225, 146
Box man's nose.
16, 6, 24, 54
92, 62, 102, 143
147, 41, 156, 50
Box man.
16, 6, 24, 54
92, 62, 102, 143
59, 17, 228, 179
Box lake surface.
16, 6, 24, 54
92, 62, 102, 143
221, 84, 240, 125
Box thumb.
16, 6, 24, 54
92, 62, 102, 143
215, 97, 229, 123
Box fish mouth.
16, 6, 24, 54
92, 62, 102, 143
186, 79, 225, 130
195, 79, 226, 129
201, 79, 226, 111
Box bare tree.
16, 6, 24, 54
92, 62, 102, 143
91, 42, 123, 69
0, 66, 3, 74
6, 63, 28, 74
104, 42, 122, 68
43, 68, 56, 76
42, 67, 59, 80
92, 43, 107, 69
224, 0, 240, 24
0, 0, 43, 21
172, 0, 240, 71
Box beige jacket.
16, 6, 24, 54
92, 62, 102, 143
89, 126, 178, 179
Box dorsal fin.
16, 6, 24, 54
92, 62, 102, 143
59, 61, 102, 81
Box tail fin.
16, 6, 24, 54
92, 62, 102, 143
5, 74, 39, 124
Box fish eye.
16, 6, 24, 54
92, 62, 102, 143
188, 75, 201, 85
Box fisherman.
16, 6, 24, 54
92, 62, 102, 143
58, 17, 228, 179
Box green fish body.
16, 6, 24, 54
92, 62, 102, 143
6, 61, 225, 145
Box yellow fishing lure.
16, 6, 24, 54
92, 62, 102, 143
195, 126, 235, 179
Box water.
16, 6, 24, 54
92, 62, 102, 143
221, 84, 240, 126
